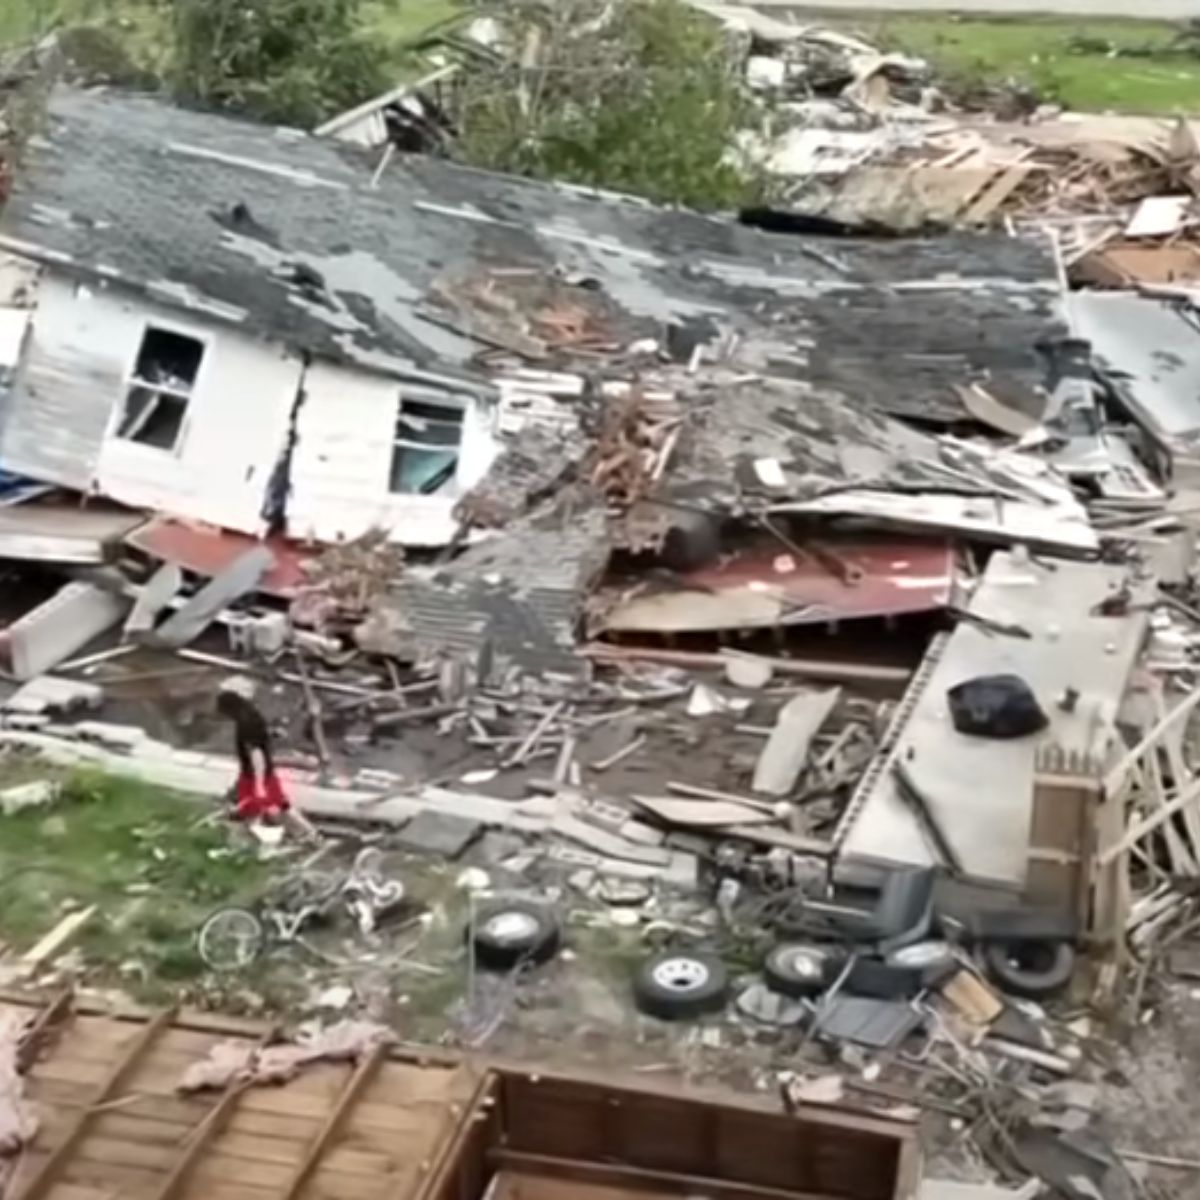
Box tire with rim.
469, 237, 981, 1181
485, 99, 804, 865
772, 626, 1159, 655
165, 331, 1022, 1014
198, 907, 265, 971
982, 939, 1075, 1000
469, 900, 561, 971
633, 952, 730, 1020
763, 943, 829, 998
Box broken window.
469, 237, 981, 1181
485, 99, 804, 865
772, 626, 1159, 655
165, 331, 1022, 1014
389, 396, 465, 495
116, 327, 205, 451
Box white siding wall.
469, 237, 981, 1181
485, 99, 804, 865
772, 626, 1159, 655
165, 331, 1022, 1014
20, 277, 303, 533
288, 361, 499, 547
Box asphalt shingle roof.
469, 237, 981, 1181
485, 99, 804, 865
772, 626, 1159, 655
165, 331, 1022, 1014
1, 89, 1064, 418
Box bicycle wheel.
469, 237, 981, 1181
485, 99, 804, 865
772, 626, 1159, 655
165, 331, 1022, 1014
197, 908, 265, 970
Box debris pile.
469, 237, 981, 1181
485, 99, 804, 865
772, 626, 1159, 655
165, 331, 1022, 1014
2, 74, 1200, 1197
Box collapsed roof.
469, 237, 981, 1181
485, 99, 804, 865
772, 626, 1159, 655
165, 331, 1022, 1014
1, 88, 1063, 423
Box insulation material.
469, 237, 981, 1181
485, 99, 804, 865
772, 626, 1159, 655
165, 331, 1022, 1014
178, 1020, 393, 1093
0, 1010, 37, 1188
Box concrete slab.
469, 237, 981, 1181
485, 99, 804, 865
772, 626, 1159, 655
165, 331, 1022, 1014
394, 810, 483, 857
835, 552, 1147, 887
2, 676, 104, 716
2, 582, 130, 680
125, 561, 183, 637
152, 545, 274, 648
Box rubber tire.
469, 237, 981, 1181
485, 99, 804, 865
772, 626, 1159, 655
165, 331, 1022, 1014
469, 900, 561, 972
633, 952, 731, 1021
982, 939, 1076, 1000
763, 943, 830, 998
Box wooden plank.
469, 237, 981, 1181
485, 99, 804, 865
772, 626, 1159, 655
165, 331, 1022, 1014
235, 1087, 333, 1120
89, 1114, 195, 1148
17, 988, 75, 1073
223, 1109, 322, 1142
306, 1168, 421, 1200
1154, 689, 1200, 861
44, 1185, 117, 1200
489, 1151, 835, 1200
20, 908, 97, 970
149, 1026, 281, 1200
1143, 754, 1197, 874
281, 1045, 385, 1200
1098, 773, 1200, 866
187, 1155, 296, 1191
69, 1135, 181, 1172
204, 1132, 307, 1168
15, 1007, 175, 1200
961, 164, 1032, 224
1105, 688, 1200, 795
186, 1187, 277, 1200
365, 1063, 468, 1106
57, 1160, 163, 1195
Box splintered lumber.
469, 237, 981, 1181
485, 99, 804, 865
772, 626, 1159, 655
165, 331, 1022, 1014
632, 795, 777, 828
753, 688, 841, 797
20, 906, 96, 969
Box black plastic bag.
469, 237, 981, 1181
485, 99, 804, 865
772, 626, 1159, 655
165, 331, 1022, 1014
947, 673, 1048, 739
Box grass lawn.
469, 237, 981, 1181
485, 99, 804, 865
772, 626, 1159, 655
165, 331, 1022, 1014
0, 765, 271, 1000
842, 13, 1200, 114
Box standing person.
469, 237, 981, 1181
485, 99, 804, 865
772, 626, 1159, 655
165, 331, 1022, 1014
216, 678, 291, 822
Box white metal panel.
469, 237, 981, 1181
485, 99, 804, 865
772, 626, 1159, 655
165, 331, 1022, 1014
0, 274, 119, 487
288, 360, 499, 547
836, 552, 1147, 887
72, 286, 303, 533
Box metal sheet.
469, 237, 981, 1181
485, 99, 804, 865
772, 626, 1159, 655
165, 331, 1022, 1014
0, 503, 145, 564
599, 539, 955, 633
835, 551, 1147, 888
1069, 291, 1200, 445
125, 517, 313, 598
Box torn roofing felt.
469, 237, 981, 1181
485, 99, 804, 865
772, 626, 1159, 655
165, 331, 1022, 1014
0, 88, 1063, 421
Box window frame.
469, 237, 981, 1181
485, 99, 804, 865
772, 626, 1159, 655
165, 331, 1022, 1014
113, 320, 211, 455
387, 390, 468, 497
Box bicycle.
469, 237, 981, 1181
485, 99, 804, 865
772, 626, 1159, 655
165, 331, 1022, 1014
197, 849, 404, 971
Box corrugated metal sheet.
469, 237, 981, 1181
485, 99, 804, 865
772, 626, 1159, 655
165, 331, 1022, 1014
598, 539, 956, 633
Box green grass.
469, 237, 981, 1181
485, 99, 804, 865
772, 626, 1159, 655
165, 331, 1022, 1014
1, 2, 1196, 116
853, 14, 1200, 114
0, 766, 271, 1000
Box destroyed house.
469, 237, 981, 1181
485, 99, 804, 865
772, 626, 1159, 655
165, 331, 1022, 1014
0, 89, 1066, 548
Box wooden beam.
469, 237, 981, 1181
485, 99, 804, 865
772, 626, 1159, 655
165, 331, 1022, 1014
16, 987, 74, 1073
488, 1150, 836, 1200
15, 1006, 175, 1200
279, 1043, 386, 1200
1098, 774, 1200, 867
1105, 687, 1200, 796
149, 1026, 279, 1200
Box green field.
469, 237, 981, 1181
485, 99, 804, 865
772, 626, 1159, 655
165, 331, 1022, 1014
0, 768, 270, 999
0, 1, 1196, 115
864, 13, 1200, 113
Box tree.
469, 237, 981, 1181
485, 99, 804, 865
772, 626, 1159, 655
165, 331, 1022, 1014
168, 0, 389, 127
455, 0, 765, 211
